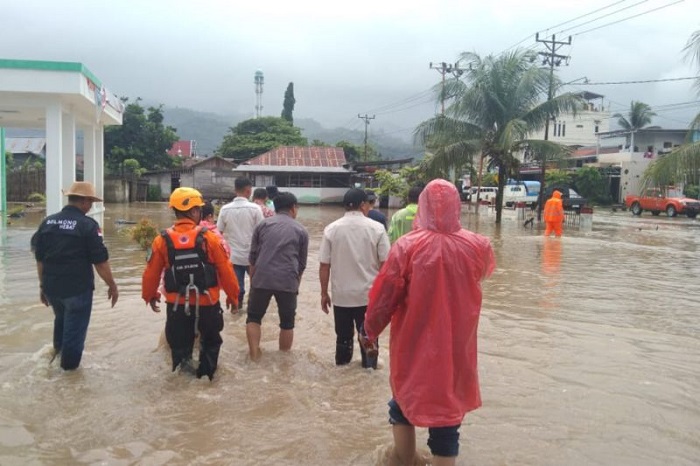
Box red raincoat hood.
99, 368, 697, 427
414, 179, 461, 234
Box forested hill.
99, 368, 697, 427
161, 107, 417, 159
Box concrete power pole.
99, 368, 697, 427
429, 62, 463, 115
358, 113, 375, 162
535, 33, 571, 221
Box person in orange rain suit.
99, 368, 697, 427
361, 179, 495, 466
142, 187, 239, 380
544, 190, 565, 237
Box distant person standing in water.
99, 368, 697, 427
388, 185, 423, 243
31, 181, 119, 370
362, 179, 495, 466
246, 193, 309, 361
543, 190, 564, 237
365, 189, 387, 230
217, 178, 264, 312
200, 201, 230, 257
252, 188, 275, 218
265, 185, 279, 212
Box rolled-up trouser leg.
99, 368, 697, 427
165, 303, 195, 371
196, 304, 224, 380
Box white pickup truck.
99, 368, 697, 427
503, 182, 540, 208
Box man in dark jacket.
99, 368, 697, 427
31, 182, 119, 370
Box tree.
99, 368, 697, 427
643, 30, 700, 190
104, 98, 179, 174
573, 166, 609, 204
4, 150, 13, 171
613, 101, 656, 151
335, 140, 379, 163
281, 82, 296, 124
415, 49, 580, 223
217, 116, 308, 162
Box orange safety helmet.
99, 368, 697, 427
169, 187, 205, 211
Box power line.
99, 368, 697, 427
540, 0, 630, 34
572, 0, 685, 37
557, 0, 649, 35
582, 76, 696, 85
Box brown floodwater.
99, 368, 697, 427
0, 203, 698, 465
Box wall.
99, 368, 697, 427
193, 168, 236, 200
251, 186, 347, 204
104, 178, 129, 203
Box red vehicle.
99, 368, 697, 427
625, 187, 700, 218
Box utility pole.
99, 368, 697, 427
535, 33, 571, 221
429, 62, 464, 115
358, 113, 375, 162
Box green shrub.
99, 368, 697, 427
27, 192, 46, 203
684, 184, 699, 199
129, 218, 160, 250
147, 185, 162, 201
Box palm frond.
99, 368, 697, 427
643, 141, 700, 187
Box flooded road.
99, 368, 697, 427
1, 203, 698, 465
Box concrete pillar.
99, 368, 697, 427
82, 125, 96, 186
92, 124, 105, 225
45, 103, 63, 215
61, 112, 76, 192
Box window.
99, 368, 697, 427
594, 125, 599, 133
562, 123, 566, 137
663, 141, 673, 148
576, 124, 584, 128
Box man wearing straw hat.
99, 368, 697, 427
31, 181, 119, 371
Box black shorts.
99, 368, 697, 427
245, 288, 297, 330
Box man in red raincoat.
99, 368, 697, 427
363, 179, 495, 466
544, 190, 565, 237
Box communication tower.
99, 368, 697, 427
254, 70, 264, 118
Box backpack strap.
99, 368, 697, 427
194, 226, 209, 261
161, 228, 176, 266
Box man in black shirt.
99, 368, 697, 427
31, 182, 118, 370
365, 190, 387, 230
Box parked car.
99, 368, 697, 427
540, 184, 587, 212
624, 187, 700, 218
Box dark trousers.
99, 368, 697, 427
233, 264, 248, 306
333, 305, 376, 367
165, 302, 224, 380
47, 289, 94, 370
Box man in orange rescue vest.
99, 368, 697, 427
544, 190, 565, 237
142, 187, 239, 380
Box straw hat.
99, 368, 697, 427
64, 181, 103, 202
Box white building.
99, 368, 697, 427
594, 128, 692, 202
0, 59, 123, 223
528, 91, 610, 148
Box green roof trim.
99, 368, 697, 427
0, 59, 102, 87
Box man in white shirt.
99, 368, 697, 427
217, 177, 264, 312
319, 188, 390, 369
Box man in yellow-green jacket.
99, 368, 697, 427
388, 186, 424, 243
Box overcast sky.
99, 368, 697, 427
3, 0, 699, 140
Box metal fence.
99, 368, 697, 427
7, 170, 45, 202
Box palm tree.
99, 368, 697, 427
415, 50, 581, 223
642, 31, 700, 190
613, 101, 656, 151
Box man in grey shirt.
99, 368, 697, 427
246, 192, 309, 361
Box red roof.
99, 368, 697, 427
246, 146, 346, 167
168, 140, 195, 157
